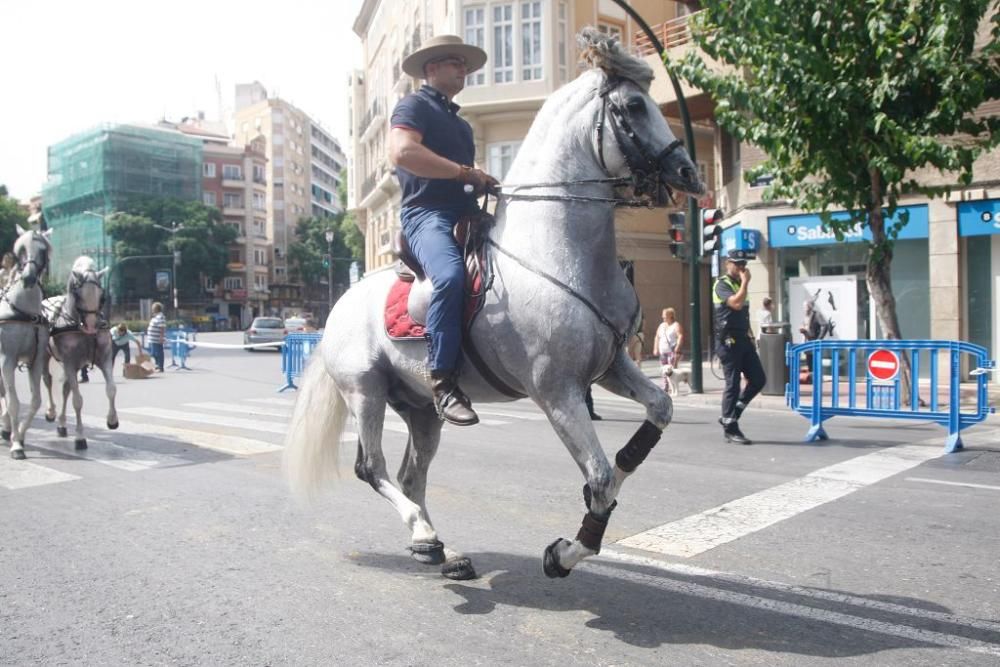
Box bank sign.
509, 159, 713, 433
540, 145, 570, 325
768, 204, 929, 248
957, 199, 1000, 237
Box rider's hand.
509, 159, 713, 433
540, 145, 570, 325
457, 165, 500, 196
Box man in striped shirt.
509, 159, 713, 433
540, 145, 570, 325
146, 302, 166, 372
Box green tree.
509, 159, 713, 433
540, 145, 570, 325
107, 197, 236, 300
677, 1, 999, 345
287, 180, 364, 289
0, 185, 26, 253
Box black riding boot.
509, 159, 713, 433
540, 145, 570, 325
723, 420, 752, 445
431, 372, 479, 426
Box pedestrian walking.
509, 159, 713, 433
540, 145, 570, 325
713, 249, 766, 445
146, 303, 166, 372
756, 296, 774, 341
653, 307, 684, 395
111, 323, 142, 376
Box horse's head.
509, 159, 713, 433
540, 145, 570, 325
65, 256, 108, 334
12, 224, 53, 288
578, 28, 705, 204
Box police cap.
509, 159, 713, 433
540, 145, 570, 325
725, 249, 756, 264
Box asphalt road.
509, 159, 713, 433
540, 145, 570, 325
1, 332, 999, 666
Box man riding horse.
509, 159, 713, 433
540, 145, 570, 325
388, 35, 500, 427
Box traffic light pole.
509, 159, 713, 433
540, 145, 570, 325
610, 0, 703, 392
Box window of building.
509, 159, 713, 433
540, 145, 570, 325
226, 221, 244, 236
203, 191, 217, 206
254, 248, 267, 265
597, 20, 624, 41
521, 2, 542, 80
224, 277, 243, 290
204, 277, 216, 291
557, 2, 568, 83
254, 274, 268, 290
223, 164, 243, 180
464, 6, 486, 86
229, 248, 243, 264
253, 164, 265, 183
252, 192, 266, 211
253, 218, 266, 236
203, 162, 216, 177
488, 141, 521, 180
493, 4, 514, 83
224, 193, 243, 209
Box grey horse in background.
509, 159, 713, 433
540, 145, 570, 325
0, 225, 53, 459
42, 256, 116, 450
284, 29, 706, 580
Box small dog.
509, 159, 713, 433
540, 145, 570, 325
662, 364, 692, 396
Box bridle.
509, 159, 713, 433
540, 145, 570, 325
0, 234, 50, 324
17, 233, 49, 282
63, 270, 106, 326
497, 75, 685, 208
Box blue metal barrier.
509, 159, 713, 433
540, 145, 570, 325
279, 332, 323, 392
786, 340, 995, 453
167, 326, 195, 370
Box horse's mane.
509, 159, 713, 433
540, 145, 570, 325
577, 26, 654, 92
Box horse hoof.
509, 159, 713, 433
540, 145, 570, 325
543, 538, 573, 579
57, 426, 67, 438
1, 430, 10, 442
108, 420, 119, 430
44, 414, 55, 422
409, 540, 446, 565
11, 449, 26, 460
441, 556, 477, 580
74, 438, 87, 450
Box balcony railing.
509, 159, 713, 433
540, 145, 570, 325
634, 11, 702, 56
360, 161, 390, 199
359, 98, 383, 134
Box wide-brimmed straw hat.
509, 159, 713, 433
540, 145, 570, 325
402, 34, 487, 78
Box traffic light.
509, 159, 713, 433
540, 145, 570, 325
322, 254, 331, 269
668, 212, 685, 259
701, 208, 725, 256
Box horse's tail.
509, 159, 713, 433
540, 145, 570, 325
283, 354, 348, 502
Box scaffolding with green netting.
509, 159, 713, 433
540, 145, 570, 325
41, 123, 202, 284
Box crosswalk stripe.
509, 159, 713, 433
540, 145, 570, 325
248, 397, 295, 407
475, 408, 546, 421
28, 433, 181, 471
119, 406, 289, 435
0, 455, 81, 490
186, 401, 290, 418
97, 412, 282, 455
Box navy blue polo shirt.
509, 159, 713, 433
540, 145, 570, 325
391, 85, 475, 209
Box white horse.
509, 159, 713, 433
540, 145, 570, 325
42, 256, 116, 450
284, 30, 705, 579
0, 225, 53, 459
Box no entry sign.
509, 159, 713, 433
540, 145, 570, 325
867, 349, 900, 381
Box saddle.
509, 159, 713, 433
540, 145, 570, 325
385, 212, 493, 340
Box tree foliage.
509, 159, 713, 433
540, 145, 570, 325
287, 180, 364, 287
676, 0, 1000, 341
106, 196, 236, 299
0, 185, 26, 253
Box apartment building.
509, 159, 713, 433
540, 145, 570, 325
310, 122, 346, 218
164, 116, 272, 328
349, 0, 710, 345
644, 7, 1000, 379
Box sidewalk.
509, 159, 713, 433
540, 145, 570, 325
615, 359, 1000, 414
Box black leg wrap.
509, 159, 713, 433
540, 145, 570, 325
614, 420, 662, 473
582, 484, 617, 518
575, 510, 612, 554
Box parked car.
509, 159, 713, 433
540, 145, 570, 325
244, 317, 286, 351
284, 317, 307, 333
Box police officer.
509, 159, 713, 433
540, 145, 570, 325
713, 249, 766, 444
389, 35, 499, 426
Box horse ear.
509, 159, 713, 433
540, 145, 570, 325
42, 229, 53, 240
16, 224, 26, 236
97, 267, 110, 279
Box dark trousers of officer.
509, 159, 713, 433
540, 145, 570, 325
718, 335, 766, 422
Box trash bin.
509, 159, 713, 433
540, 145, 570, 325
759, 322, 791, 395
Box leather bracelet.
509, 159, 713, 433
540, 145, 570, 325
456, 164, 472, 182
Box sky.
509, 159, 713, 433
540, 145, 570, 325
0, 0, 365, 201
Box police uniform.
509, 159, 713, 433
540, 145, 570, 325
713, 256, 766, 444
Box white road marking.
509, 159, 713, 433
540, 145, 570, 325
0, 456, 81, 490
28, 434, 181, 471
476, 408, 546, 421
249, 397, 295, 407
186, 401, 290, 418
82, 413, 283, 455
618, 444, 943, 558
593, 550, 1000, 656
119, 406, 290, 434
905, 477, 1000, 492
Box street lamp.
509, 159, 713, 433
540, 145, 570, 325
152, 221, 184, 319
325, 229, 335, 313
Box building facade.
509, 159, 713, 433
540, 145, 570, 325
166, 117, 272, 328
234, 82, 346, 316
42, 123, 203, 285
349, 0, 692, 344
